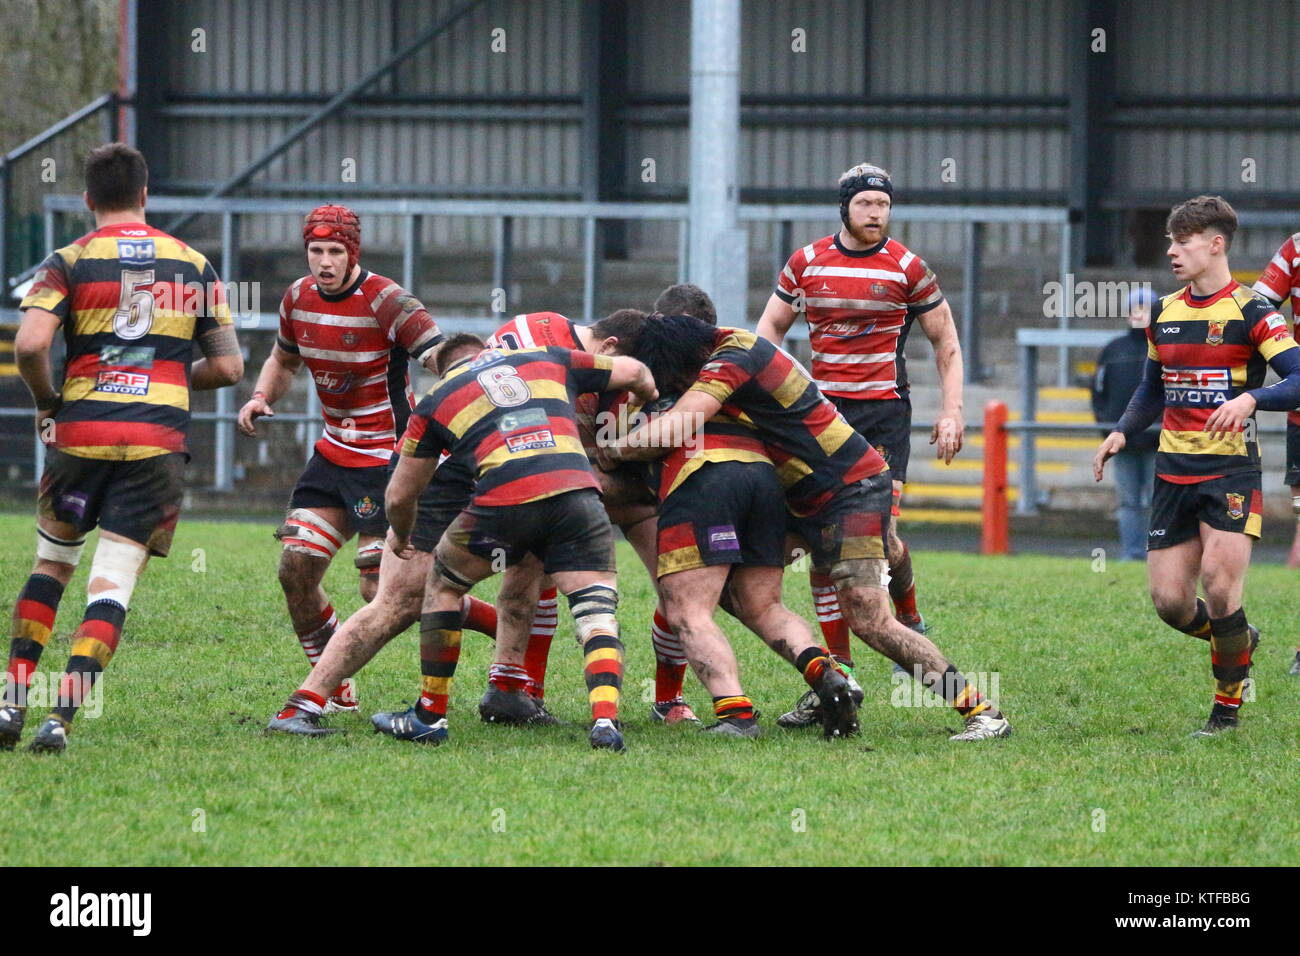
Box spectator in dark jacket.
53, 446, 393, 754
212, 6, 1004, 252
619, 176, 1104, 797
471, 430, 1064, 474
1092, 287, 1159, 561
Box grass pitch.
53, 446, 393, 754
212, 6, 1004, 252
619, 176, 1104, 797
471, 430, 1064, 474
0, 511, 1297, 866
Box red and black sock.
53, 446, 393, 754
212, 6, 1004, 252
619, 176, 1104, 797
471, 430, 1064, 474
809, 572, 852, 664
4, 573, 65, 709
713, 695, 755, 723
52, 599, 125, 724
928, 664, 999, 719
795, 645, 840, 687
583, 634, 624, 723
889, 541, 920, 625
417, 610, 462, 725
523, 587, 558, 699
1209, 608, 1252, 715
651, 608, 687, 704
488, 662, 530, 695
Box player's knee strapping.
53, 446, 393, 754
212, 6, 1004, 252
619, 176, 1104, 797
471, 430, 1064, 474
276, 508, 344, 559
35, 527, 85, 567
433, 555, 475, 593
354, 539, 383, 577
567, 584, 619, 645
829, 558, 890, 592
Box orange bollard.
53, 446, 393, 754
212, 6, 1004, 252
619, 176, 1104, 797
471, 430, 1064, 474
981, 400, 1009, 555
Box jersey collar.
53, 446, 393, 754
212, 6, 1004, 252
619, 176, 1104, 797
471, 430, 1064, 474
833, 233, 888, 259
317, 269, 368, 302
1180, 280, 1238, 308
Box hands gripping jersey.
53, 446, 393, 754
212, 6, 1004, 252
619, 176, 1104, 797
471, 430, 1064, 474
277, 271, 442, 468
688, 328, 888, 514
400, 347, 615, 507
775, 234, 943, 399
20, 222, 233, 460
1147, 283, 1296, 481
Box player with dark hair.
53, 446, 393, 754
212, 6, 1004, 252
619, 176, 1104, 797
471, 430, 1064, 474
373, 336, 658, 751
612, 314, 1010, 741
1096, 195, 1300, 736
238, 205, 499, 715
1251, 228, 1300, 675
1, 143, 243, 752
653, 283, 717, 327
756, 162, 964, 726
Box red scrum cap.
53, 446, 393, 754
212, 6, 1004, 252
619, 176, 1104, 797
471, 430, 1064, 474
303, 204, 361, 272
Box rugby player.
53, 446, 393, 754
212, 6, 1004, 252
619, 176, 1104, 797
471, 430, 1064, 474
1096, 196, 1300, 736
756, 163, 964, 725
376, 334, 657, 751
1250, 229, 1300, 675
612, 314, 1010, 741
1, 143, 242, 753
238, 205, 496, 714
609, 324, 859, 739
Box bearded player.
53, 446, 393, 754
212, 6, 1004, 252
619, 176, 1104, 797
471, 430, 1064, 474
1095, 196, 1300, 736
1251, 228, 1300, 675
756, 163, 964, 726
238, 205, 492, 713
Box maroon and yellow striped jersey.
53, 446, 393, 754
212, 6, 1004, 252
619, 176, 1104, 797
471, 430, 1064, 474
400, 346, 614, 507
277, 271, 442, 468
1148, 282, 1296, 482
688, 328, 888, 514
775, 234, 943, 399
20, 221, 233, 460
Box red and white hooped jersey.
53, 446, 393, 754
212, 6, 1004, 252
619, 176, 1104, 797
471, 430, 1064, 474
486, 311, 582, 351
775, 234, 944, 400
277, 270, 443, 468
1253, 232, 1300, 319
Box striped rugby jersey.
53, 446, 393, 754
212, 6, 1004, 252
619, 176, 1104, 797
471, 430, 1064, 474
277, 271, 442, 468
1148, 282, 1296, 482
775, 234, 943, 399
1253, 232, 1300, 318
688, 328, 888, 515
20, 221, 233, 460
488, 311, 606, 440
400, 347, 614, 507
650, 409, 772, 502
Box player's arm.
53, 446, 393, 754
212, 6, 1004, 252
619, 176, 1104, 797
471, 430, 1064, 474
14, 306, 63, 416
237, 344, 301, 436
611, 389, 723, 463
756, 292, 798, 346
1207, 304, 1300, 438
191, 325, 244, 391
373, 282, 444, 373
384, 453, 439, 558
605, 355, 658, 405
1094, 356, 1163, 480
916, 299, 964, 464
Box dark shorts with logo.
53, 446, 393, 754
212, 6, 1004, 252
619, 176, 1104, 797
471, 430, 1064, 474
411, 462, 475, 554
831, 396, 912, 484
1148, 473, 1263, 550
38, 448, 184, 556
1286, 415, 1300, 486
289, 451, 388, 538
655, 460, 787, 578
442, 488, 615, 575
787, 471, 892, 571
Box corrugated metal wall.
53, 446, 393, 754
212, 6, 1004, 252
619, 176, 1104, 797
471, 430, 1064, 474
145, 0, 1300, 264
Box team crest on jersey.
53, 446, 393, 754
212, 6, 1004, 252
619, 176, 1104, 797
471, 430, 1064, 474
870, 281, 887, 298
1206, 320, 1226, 346
1225, 493, 1245, 520
341, 331, 359, 347
354, 496, 380, 519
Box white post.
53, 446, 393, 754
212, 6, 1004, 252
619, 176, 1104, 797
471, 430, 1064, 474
688, 0, 747, 326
